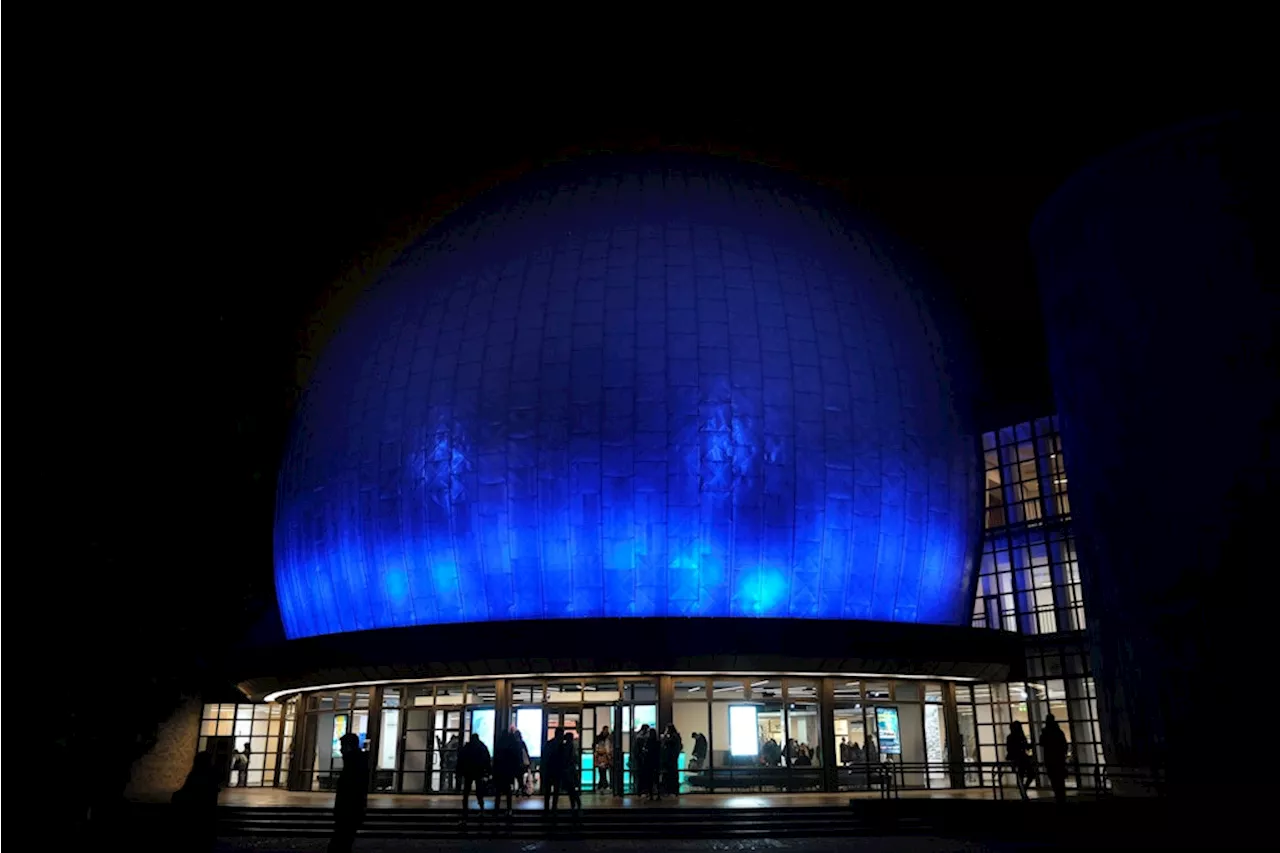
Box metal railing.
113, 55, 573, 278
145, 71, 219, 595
290, 759, 1163, 800
971, 759, 1164, 801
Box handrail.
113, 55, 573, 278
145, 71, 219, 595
303, 758, 1152, 798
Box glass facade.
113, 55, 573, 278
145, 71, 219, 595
278, 674, 965, 795
955, 642, 1105, 791
969, 415, 1106, 787
197, 700, 296, 788
973, 416, 1083, 635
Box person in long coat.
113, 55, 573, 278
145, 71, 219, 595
330, 733, 369, 853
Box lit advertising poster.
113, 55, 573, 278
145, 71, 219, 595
472, 708, 496, 755
875, 707, 901, 755
516, 708, 544, 759
332, 714, 348, 758
729, 705, 760, 757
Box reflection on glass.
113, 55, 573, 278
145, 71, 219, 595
924, 704, 945, 764
622, 704, 656, 732
380, 709, 399, 770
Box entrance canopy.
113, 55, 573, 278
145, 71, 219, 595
234, 618, 1020, 701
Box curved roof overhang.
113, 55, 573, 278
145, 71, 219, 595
234, 617, 1023, 701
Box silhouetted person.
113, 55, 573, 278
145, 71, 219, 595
542, 727, 563, 814
762, 737, 782, 767
329, 732, 368, 853
640, 725, 661, 800
457, 732, 491, 823
692, 731, 708, 770
1006, 721, 1033, 800
1040, 714, 1069, 804
630, 724, 650, 795
440, 733, 460, 792
516, 729, 532, 795
661, 724, 683, 795
232, 746, 249, 787
172, 750, 221, 852
560, 732, 582, 818
493, 725, 522, 818
593, 726, 612, 791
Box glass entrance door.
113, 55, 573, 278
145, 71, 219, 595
543, 708, 581, 792
621, 701, 657, 794
432, 709, 463, 793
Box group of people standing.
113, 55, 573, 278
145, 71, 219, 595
1005, 715, 1070, 803
628, 723, 686, 799
452, 721, 692, 816
455, 724, 589, 822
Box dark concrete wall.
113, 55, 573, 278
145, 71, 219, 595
1031, 114, 1277, 796
124, 697, 201, 799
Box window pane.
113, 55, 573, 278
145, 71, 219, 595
674, 679, 708, 698
379, 709, 400, 770
711, 680, 746, 700
467, 682, 497, 705
547, 682, 581, 704
512, 681, 544, 704
584, 680, 621, 703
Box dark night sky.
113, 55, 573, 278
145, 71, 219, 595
39, 46, 1259, 680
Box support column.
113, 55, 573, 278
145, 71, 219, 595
1064, 675, 1098, 789
657, 675, 675, 735
365, 687, 384, 792
1048, 532, 1074, 634
289, 709, 317, 792
494, 679, 512, 736
943, 683, 965, 789
819, 679, 838, 792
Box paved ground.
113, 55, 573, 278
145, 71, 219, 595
215, 839, 1057, 852
213, 788, 1027, 808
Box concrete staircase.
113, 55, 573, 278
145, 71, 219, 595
217, 803, 931, 840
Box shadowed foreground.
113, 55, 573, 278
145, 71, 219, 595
110, 794, 1264, 851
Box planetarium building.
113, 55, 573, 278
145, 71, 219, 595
149, 153, 1106, 799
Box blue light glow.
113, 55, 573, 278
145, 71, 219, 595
274, 154, 979, 639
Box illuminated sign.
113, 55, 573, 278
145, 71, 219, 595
875, 707, 901, 756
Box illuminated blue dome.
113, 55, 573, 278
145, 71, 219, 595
274, 154, 979, 639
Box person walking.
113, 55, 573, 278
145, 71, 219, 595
457, 733, 491, 825
542, 727, 563, 816
493, 725, 522, 818
560, 732, 583, 819
1040, 714, 1070, 804
329, 733, 368, 853
1006, 721, 1034, 800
